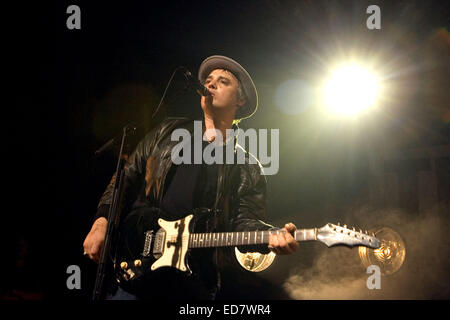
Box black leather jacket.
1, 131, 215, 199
95, 117, 276, 294
95, 117, 274, 241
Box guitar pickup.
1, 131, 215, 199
152, 229, 165, 258
142, 230, 153, 257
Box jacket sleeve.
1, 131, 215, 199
92, 123, 164, 223
228, 162, 276, 254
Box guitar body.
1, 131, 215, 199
114, 207, 212, 293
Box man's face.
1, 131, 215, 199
201, 69, 245, 117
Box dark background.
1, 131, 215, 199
3, 0, 449, 300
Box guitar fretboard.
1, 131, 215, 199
188, 229, 317, 248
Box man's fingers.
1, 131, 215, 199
277, 231, 288, 249
83, 242, 102, 263
269, 233, 278, 247
268, 227, 300, 255
88, 247, 100, 263
287, 236, 299, 252
284, 223, 297, 233
276, 228, 299, 254
268, 234, 279, 254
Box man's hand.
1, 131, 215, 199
268, 223, 299, 255
83, 217, 108, 263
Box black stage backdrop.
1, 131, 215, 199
3, 0, 449, 303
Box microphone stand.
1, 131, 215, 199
90, 65, 195, 300
92, 124, 135, 301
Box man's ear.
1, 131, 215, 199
237, 98, 246, 108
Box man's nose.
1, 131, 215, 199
207, 80, 217, 89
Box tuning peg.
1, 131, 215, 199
343, 224, 347, 229
352, 227, 356, 232
337, 222, 340, 226
359, 228, 363, 234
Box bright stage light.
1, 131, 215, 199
323, 64, 379, 116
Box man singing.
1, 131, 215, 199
83, 55, 299, 300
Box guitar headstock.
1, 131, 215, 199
317, 223, 381, 249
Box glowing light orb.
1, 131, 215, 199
323, 64, 379, 116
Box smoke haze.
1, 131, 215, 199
281, 205, 450, 299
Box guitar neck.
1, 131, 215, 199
189, 229, 317, 249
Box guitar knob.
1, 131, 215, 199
120, 261, 128, 269
134, 259, 142, 267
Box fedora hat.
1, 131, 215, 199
198, 55, 258, 120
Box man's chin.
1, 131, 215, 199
202, 104, 232, 117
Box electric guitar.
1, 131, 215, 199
114, 208, 381, 289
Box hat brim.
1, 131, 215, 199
198, 55, 257, 120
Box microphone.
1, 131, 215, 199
180, 67, 211, 97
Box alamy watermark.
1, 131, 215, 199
170, 121, 279, 175
66, 265, 81, 290
66, 5, 81, 30
366, 5, 381, 30
366, 265, 381, 289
